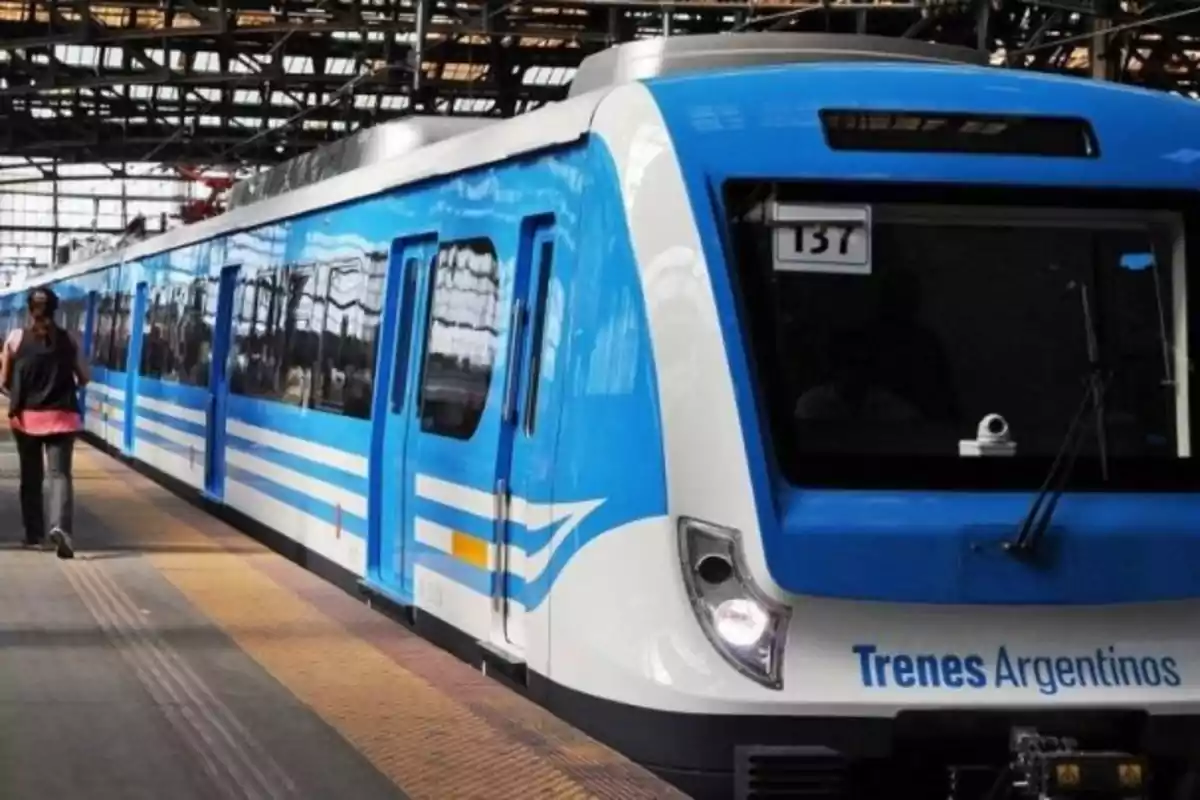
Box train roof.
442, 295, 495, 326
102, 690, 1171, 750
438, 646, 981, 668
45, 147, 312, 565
10, 86, 606, 291
567, 32, 988, 97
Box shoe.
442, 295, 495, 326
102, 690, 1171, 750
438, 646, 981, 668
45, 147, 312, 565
21, 537, 45, 551
48, 527, 74, 560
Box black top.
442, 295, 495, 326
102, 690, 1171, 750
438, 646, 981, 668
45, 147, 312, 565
8, 325, 80, 418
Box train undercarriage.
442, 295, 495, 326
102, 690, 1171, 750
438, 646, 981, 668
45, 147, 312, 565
726, 711, 1200, 800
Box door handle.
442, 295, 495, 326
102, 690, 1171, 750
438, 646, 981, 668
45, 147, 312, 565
522, 349, 540, 435
502, 300, 526, 425
493, 478, 508, 610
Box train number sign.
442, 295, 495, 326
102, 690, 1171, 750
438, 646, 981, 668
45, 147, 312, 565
771, 203, 872, 276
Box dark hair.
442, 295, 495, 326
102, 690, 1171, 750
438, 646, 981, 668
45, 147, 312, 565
26, 285, 59, 342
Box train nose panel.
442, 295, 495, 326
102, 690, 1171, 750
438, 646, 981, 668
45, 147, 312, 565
951, 523, 1198, 606
765, 490, 1200, 604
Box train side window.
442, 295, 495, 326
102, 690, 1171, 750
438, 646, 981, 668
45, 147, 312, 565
524, 239, 554, 434
228, 273, 257, 395
279, 264, 324, 409
162, 286, 186, 380
59, 298, 86, 341
360, 254, 387, 418
228, 257, 384, 419
140, 289, 166, 378
309, 256, 384, 420
92, 293, 115, 368
75, 296, 89, 342
112, 290, 133, 372
417, 238, 501, 440
141, 281, 211, 386
230, 267, 288, 400
177, 278, 213, 388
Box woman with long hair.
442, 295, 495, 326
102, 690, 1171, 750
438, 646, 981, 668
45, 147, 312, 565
0, 286, 90, 558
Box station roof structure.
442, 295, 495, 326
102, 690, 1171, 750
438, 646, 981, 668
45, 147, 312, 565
0, 0, 1196, 280
0, 0, 1195, 181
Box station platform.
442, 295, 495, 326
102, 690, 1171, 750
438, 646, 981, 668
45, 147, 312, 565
0, 428, 686, 800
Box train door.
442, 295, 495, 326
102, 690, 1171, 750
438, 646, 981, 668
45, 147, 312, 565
368, 237, 434, 602
401, 234, 532, 651
494, 218, 557, 651
123, 281, 148, 455
204, 265, 239, 500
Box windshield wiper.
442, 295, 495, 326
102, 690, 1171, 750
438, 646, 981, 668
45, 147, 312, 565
1006, 283, 1110, 558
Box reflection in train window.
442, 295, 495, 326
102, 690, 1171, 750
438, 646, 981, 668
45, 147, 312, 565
228, 253, 386, 419
91, 289, 133, 371
417, 238, 501, 441
140, 278, 213, 387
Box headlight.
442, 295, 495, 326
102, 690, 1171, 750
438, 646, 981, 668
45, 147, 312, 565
678, 517, 791, 690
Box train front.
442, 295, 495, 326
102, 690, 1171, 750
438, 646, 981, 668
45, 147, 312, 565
594, 54, 1200, 800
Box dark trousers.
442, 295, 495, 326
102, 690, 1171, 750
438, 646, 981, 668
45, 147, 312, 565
13, 430, 75, 543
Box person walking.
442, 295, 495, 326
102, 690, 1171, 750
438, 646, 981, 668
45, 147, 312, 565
0, 286, 89, 558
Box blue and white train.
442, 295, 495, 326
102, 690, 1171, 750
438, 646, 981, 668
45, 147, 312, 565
9, 31, 1200, 799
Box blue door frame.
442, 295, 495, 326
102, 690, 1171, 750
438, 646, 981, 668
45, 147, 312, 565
122, 282, 148, 455
204, 265, 239, 500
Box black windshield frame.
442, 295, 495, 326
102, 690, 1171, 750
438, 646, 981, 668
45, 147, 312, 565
722, 181, 1199, 492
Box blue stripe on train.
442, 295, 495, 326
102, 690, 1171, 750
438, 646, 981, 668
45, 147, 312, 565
411, 496, 493, 541
88, 388, 125, 409
411, 542, 493, 597
136, 405, 206, 439
125, 380, 624, 611
133, 427, 369, 540
225, 433, 368, 494
225, 463, 367, 539
131, 410, 370, 499
136, 377, 208, 409
133, 427, 202, 464
226, 394, 371, 459
411, 496, 574, 559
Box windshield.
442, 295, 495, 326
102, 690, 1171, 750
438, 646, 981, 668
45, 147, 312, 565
725, 182, 1194, 491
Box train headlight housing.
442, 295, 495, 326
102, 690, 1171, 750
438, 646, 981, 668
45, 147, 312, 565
678, 517, 791, 690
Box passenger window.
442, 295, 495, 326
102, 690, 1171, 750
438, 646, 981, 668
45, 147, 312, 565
525, 239, 554, 434
230, 268, 288, 400
313, 258, 384, 420
417, 238, 501, 440
140, 289, 165, 378
178, 278, 213, 388
280, 264, 323, 409
228, 258, 382, 420
139, 279, 212, 386
59, 298, 86, 342
75, 296, 90, 343
112, 291, 133, 371
92, 294, 114, 368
